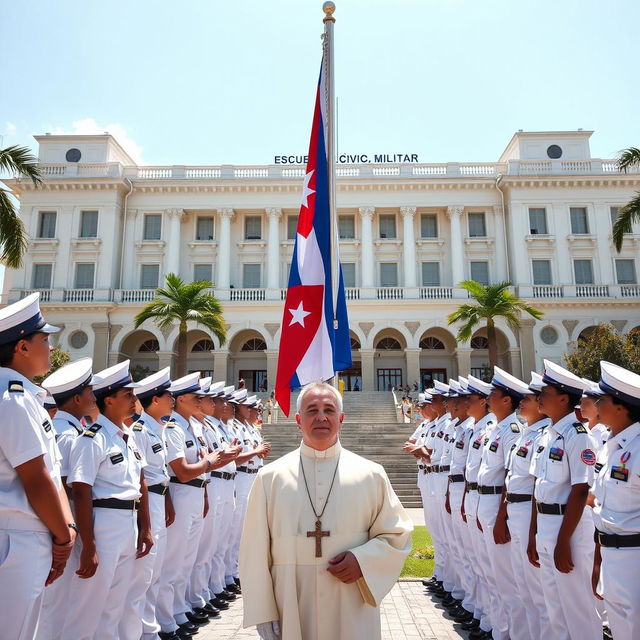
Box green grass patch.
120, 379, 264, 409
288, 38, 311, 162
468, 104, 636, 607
400, 525, 434, 578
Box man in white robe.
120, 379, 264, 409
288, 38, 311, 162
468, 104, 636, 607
239, 381, 413, 640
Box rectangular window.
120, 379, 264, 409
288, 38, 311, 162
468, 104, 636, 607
338, 215, 355, 239
242, 263, 261, 288
32, 264, 52, 289
379, 263, 398, 286
570, 207, 589, 234
193, 264, 213, 282
196, 216, 214, 241
421, 262, 440, 286
140, 264, 160, 289
574, 259, 594, 284
341, 262, 356, 288
532, 260, 552, 285
528, 208, 548, 235
468, 212, 487, 237
79, 210, 98, 238
420, 214, 438, 238
244, 215, 262, 240
378, 214, 396, 239
615, 259, 637, 285
470, 261, 489, 285
38, 211, 57, 238
143, 214, 162, 240
610, 206, 631, 235
287, 215, 298, 240
74, 263, 95, 289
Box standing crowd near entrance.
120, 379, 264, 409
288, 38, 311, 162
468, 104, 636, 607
404, 361, 640, 639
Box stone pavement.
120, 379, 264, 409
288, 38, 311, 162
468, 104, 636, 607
198, 581, 465, 640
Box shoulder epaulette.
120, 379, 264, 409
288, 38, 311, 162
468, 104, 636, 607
8, 381, 23, 393
82, 423, 102, 438
510, 423, 521, 433
67, 420, 83, 435
165, 420, 177, 429
132, 421, 144, 432
573, 422, 588, 434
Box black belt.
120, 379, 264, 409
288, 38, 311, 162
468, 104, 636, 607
170, 477, 207, 488
211, 471, 237, 480
449, 474, 465, 483
595, 529, 640, 548
93, 498, 139, 510
465, 481, 478, 491
506, 493, 532, 503
536, 502, 566, 515
237, 466, 259, 474
478, 485, 503, 495
437, 465, 451, 473
148, 484, 168, 496
418, 464, 427, 470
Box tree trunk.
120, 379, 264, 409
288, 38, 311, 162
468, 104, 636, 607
177, 322, 188, 377
487, 319, 498, 371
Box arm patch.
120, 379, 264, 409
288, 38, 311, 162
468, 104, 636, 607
573, 422, 587, 434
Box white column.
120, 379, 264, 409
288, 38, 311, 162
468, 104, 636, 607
121, 208, 138, 289
359, 207, 375, 287
164, 208, 184, 277
493, 204, 508, 281
400, 206, 417, 287
266, 207, 282, 289
216, 208, 234, 290
447, 205, 465, 286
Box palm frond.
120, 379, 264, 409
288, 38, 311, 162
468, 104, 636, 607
0, 187, 29, 268
618, 147, 640, 173
0, 145, 42, 186
613, 192, 640, 252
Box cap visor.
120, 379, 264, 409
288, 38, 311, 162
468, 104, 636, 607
40, 322, 60, 334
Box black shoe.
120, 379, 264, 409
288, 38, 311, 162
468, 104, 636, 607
159, 633, 180, 640
422, 577, 438, 587
219, 589, 237, 601
209, 597, 229, 610
460, 618, 480, 631
432, 588, 449, 599
603, 627, 613, 640
226, 583, 241, 594
186, 611, 208, 626
202, 603, 220, 617
451, 607, 473, 622
234, 577, 241, 587
441, 594, 457, 606
425, 580, 442, 590
177, 623, 199, 637
468, 629, 491, 639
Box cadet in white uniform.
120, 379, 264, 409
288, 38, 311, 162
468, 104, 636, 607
591, 361, 640, 640
62, 359, 153, 640
530, 359, 601, 640
579, 379, 610, 451
39, 358, 96, 640
0, 293, 76, 640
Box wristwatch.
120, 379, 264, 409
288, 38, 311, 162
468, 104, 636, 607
68, 523, 79, 533
205, 459, 212, 471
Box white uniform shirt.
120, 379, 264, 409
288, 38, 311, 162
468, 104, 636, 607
477, 411, 522, 488
533, 411, 598, 505
428, 413, 451, 466
203, 415, 237, 474
0, 368, 62, 532
592, 422, 640, 535
165, 412, 207, 481
440, 417, 460, 468
590, 423, 610, 452
450, 417, 475, 476
413, 419, 433, 469
245, 421, 264, 468
52, 409, 84, 478
67, 413, 143, 500
235, 418, 261, 469
131, 412, 170, 487
505, 418, 549, 495
465, 413, 496, 485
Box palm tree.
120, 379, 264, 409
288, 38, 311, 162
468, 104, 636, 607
447, 281, 543, 369
134, 273, 227, 376
613, 147, 640, 251
0, 145, 42, 267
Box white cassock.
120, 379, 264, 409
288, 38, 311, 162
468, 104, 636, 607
239, 440, 413, 640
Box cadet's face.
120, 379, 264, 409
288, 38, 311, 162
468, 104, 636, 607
467, 393, 487, 418
580, 396, 598, 422
538, 385, 563, 415
22, 333, 52, 377
176, 393, 201, 417
487, 388, 509, 414
200, 395, 215, 415
79, 385, 97, 415
595, 394, 629, 427
296, 390, 344, 450
237, 404, 250, 421
107, 387, 137, 420
519, 393, 540, 423
212, 397, 227, 417
156, 390, 175, 415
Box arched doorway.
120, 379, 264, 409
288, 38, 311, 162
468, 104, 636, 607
372, 329, 407, 391
340, 332, 362, 391
229, 330, 268, 391
470, 327, 511, 380
120, 330, 160, 380
180, 329, 215, 377
418, 328, 457, 388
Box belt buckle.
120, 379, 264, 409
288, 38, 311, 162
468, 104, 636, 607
200, 479, 207, 488
597, 531, 605, 545
133, 499, 140, 511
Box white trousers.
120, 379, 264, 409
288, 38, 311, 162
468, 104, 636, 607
156, 483, 204, 632
432, 473, 456, 593
119, 490, 167, 640
507, 501, 550, 640
0, 529, 51, 640
536, 509, 601, 640
422, 472, 444, 581
449, 481, 477, 612
209, 477, 235, 595
226, 471, 254, 583
61, 508, 138, 640
599, 546, 640, 639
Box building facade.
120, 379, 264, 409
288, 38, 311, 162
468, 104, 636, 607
3, 130, 640, 391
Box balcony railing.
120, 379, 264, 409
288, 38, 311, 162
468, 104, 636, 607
116, 289, 156, 303
377, 287, 404, 300
420, 286, 453, 300
532, 285, 564, 298
63, 288, 94, 303
229, 288, 265, 302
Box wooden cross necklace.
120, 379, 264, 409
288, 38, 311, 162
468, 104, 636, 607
300, 453, 341, 558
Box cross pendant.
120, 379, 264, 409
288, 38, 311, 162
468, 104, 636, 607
307, 518, 330, 558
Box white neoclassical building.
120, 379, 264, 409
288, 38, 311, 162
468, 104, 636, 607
3, 129, 640, 391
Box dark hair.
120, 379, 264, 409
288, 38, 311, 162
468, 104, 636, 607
611, 395, 640, 423
139, 395, 154, 410
0, 334, 38, 367
96, 396, 107, 413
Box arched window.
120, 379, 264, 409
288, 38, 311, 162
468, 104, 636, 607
578, 327, 596, 344
471, 336, 489, 350
192, 339, 214, 352
241, 338, 267, 351
419, 336, 445, 350
139, 339, 159, 352
350, 336, 361, 350
376, 337, 402, 350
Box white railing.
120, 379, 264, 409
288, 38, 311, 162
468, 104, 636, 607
63, 288, 94, 303
532, 285, 564, 298
20, 289, 52, 302
229, 288, 266, 302
412, 164, 447, 176
185, 167, 221, 178
576, 284, 609, 298
78, 163, 108, 177
621, 284, 640, 297
561, 160, 592, 173
376, 287, 404, 300
118, 289, 156, 303
460, 164, 496, 176
345, 287, 360, 300
234, 168, 268, 178
518, 161, 553, 174
420, 287, 453, 300
39, 164, 66, 176
136, 167, 172, 179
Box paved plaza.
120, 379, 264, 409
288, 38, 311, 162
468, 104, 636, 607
198, 581, 465, 640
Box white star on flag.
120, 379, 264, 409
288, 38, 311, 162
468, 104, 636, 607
288, 301, 312, 327
300, 170, 315, 209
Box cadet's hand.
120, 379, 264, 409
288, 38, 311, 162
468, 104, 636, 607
554, 538, 574, 573
136, 527, 154, 559
203, 494, 210, 519
591, 558, 604, 600
77, 542, 99, 579
460, 502, 467, 524
327, 551, 363, 584
205, 450, 221, 467
165, 495, 176, 527
493, 515, 511, 544
444, 493, 451, 515
527, 535, 540, 568
476, 517, 483, 533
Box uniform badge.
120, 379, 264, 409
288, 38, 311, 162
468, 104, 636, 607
133, 450, 142, 460
185, 440, 194, 448
455, 440, 465, 450
132, 423, 144, 432
516, 446, 529, 458
197, 436, 206, 446
549, 447, 565, 461
573, 423, 588, 434
8, 381, 23, 393
151, 443, 163, 454
489, 440, 500, 453
580, 449, 596, 465
110, 453, 124, 464
537, 445, 545, 454
42, 420, 52, 433
611, 466, 629, 481
472, 435, 483, 450
510, 423, 521, 433
594, 462, 603, 474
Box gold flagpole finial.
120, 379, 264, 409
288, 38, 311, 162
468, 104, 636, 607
323, 1, 336, 22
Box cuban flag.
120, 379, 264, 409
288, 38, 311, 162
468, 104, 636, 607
275, 57, 352, 416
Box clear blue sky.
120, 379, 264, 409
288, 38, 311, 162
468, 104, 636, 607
2, 0, 639, 166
